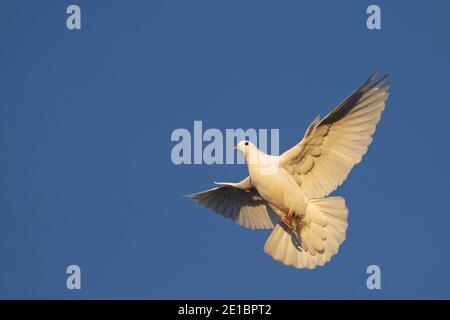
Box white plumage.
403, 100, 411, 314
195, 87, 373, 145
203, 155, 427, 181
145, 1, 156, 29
189, 72, 390, 269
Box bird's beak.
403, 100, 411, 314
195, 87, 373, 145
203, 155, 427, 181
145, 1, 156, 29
233, 146, 237, 151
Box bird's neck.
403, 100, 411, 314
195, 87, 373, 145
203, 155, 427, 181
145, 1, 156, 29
246, 150, 279, 177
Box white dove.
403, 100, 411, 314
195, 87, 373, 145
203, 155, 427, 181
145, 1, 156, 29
189, 72, 390, 269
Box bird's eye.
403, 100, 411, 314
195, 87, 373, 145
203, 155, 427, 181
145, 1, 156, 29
245, 142, 249, 146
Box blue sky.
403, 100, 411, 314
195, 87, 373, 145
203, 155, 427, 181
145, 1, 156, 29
0, 0, 449, 299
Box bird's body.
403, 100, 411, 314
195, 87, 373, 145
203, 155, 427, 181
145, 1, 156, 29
189, 71, 390, 269
245, 149, 307, 218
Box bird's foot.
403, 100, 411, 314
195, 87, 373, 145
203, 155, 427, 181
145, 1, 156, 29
281, 209, 295, 228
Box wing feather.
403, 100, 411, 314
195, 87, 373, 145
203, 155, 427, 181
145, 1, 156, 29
280, 72, 390, 198
189, 178, 279, 229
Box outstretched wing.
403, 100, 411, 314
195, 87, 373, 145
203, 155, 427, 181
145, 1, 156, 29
189, 177, 279, 229
280, 71, 390, 199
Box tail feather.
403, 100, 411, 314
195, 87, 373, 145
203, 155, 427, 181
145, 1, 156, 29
263, 196, 348, 269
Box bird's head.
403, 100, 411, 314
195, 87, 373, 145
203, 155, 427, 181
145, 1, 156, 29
234, 140, 275, 172
234, 140, 256, 158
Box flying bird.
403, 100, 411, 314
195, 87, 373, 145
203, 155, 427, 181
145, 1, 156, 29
189, 71, 390, 269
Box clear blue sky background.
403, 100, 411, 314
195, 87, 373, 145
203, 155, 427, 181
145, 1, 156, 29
0, 0, 449, 299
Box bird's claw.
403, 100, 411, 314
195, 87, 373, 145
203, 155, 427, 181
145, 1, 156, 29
281, 210, 295, 228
